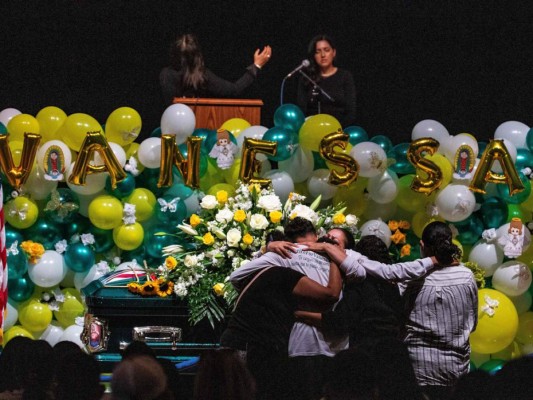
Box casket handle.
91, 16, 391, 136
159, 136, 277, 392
132, 326, 183, 350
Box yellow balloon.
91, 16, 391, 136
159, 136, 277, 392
411, 211, 444, 238
516, 311, 533, 346
294, 181, 311, 198
53, 296, 84, 328
88, 195, 124, 230
3, 325, 35, 345
220, 118, 251, 138
207, 183, 236, 198
333, 184, 367, 216
18, 299, 53, 332
105, 107, 142, 146
222, 158, 242, 186
59, 113, 102, 151
124, 188, 156, 222
8, 140, 24, 165
5, 196, 39, 229
299, 114, 342, 152
396, 174, 431, 212
113, 222, 144, 250
36, 106, 67, 142
7, 114, 40, 142
422, 153, 453, 188
490, 341, 522, 361
470, 288, 519, 354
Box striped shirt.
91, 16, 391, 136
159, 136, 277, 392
399, 265, 478, 387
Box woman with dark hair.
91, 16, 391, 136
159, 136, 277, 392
296, 34, 356, 126
401, 221, 478, 400
159, 33, 272, 105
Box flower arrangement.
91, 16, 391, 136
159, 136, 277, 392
20, 240, 45, 264
387, 220, 420, 261
128, 181, 358, 327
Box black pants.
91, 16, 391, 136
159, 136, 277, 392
421, 385, 454, 400
288, 355, 332, 400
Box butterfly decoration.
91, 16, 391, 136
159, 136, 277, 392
481, 294, 499, 317
44, 189, 79, 219
158, 197, 180, 213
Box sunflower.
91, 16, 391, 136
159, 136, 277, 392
127, 282, 143, 294
140, 281, 160, 296
156, 279, 174, 297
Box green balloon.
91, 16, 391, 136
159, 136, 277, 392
370, 135, 394, 153
515, 148, 533, 170
479, 196, 508, 229
526, 128, 533, 152
274, 104, 305, 132
388, 143, 415, 175
344, 126, 368, 146
263, 126, 298, 162
496, 172, 531, 205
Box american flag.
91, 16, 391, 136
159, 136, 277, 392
0, 184, 6, 344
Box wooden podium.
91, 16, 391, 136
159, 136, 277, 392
173, 97, 263, 130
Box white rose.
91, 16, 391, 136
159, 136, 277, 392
257, 194, 283, 212
216, 208, 234, 224
184, 254, 198, 267
226, 228, 242, 247
249, 214, 269, 230
174, 283, 188, 297
345, 214, 358, 226
200, 195, 218, 209
290, 204, 318, 224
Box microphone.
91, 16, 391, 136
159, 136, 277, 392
285, 59, 310, 78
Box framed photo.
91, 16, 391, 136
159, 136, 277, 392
81, 314, 110, 353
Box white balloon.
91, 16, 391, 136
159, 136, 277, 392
435, 184, 476, 222
278, 147, 314, 183
494, 120, 530, 150
74, 264, 106, 290
35, 140, 73, 181
160, 103, 196, 144
4, 301, 19, 331
307, 169, 337, 201
58, 324, 84, 348
93, 141, 127, 167
360, 219, 392, 247
411, 119, 450, 143
367, 169, 399, 204
508, 291, 532, 315
443, 133, 479, 165
61, 268, 77, 288
0, 108, 22, 127
22, 165, 58, 200
491, 139, 517, 173
183, 191, 201, 217
137, 137, 162, 168
264, 169, 295, 203
363, 198, 397, 221
27, 250, 67, 288
66, 162, 107, 195
492, 261, 532, 296
349, 142, 387, 178
259, 158, 272, 175
39, 321, 65, 346
468, 240, 504, 277
236, 125, 268, 148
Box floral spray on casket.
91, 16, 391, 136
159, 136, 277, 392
127, 181, 358, 327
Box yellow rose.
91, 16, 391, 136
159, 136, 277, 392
388, 220, 399, 231
248, 183, 261, 194
165, 256, 178, 270
400, 244, 411, 257
242, 233, 254, 245
391, 229, 406, 245
332, 213, 346, 225
203, 232, 215, 246
398, 220, 411, 230
20, 240, 33, 253
269, 210, 282, 224
234, 209, 247, 223
216, 190, 228, 204
213, 283, 225, 296
29, 243, 45, 257
190, 214, 202, 227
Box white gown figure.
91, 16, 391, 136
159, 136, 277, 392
209, 129, 238, 170
499, 218, 525, 258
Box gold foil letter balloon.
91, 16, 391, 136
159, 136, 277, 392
0, 133, 41, 190
407, 137, 443, 195
239, 138, 277, 186
319, 130, 358, 186
158, 135, 202, 189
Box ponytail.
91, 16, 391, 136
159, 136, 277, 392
422, 221, 461, 265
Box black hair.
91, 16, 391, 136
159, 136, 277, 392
305, 34, 337, 83
169, 33, 206, 91
284, 217, 316, 242
421, 221, 462, 265
266, 230, 286, 245
355, 235, 392, 264
330, 227, 356, 250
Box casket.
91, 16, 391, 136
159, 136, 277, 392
81, 269, 225, 371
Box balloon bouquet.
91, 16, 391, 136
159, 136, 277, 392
0, 103, 532, 373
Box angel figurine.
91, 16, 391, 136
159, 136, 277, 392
499, 218, 525, 258
209, 129, 238, 170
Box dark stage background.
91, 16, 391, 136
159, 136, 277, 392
1, 1, 531, 144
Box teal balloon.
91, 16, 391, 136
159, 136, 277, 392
8, 274, 35, 302
122, 246, 146, 266
63, 216, 91, 238
455, 215, 484, 245
479, 359, 505, 375
178, 142, 208, 177
193, 128, 216, 152
344, 126, 368, 146
526, 128, 533, 152
155, 195, 187, 225
24, 219, 62, 250
43, 188, 80, 224
5, 227, 23, 247
203, 130, 237, 157
136, 168, 166, 197
370, 135, 394, 153
312, 151, 327, 170
479, 196, 508, 229
0, 122, 6, 135
274, 104, 305, 132
88, 226, 115, 253
478, 141, 488, 157
263, 126, 298, 162
7, 250, 28, 279
64, 242, 95, 273
150, 127, 162, 137
496, 172, 531, 204
388, 143, 415, 175
106, 172, 136, 198
164, 182, 193, 200
515, 148, 533, 170
144, 225, 177, 258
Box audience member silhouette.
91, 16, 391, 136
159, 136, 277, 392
54, 351, 105, 400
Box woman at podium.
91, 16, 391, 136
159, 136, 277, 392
160, 33, 272, 105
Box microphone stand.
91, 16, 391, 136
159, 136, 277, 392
298, 69, 334, 114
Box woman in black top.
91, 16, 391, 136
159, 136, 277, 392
159, 33, 272, 105
296, 34, 356, 127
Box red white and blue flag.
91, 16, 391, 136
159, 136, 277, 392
0, 184, 7, 344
